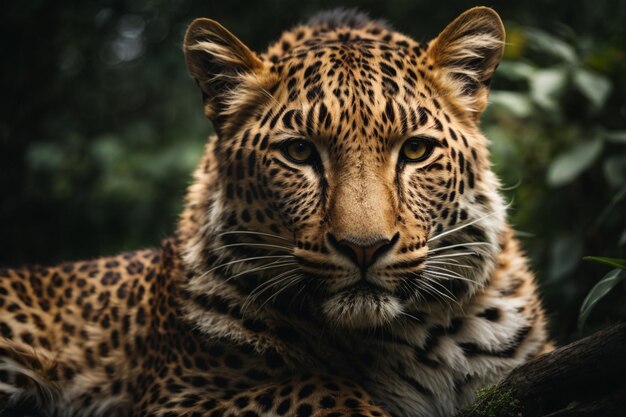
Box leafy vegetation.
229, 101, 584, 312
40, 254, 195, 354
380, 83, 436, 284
484, 20, 625, 340
1, 0, 625, 342
578, 257, 626, 331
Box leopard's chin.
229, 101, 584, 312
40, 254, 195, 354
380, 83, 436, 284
320, 285, 402, 328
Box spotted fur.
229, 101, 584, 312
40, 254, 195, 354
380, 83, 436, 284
1, 7, 551, 417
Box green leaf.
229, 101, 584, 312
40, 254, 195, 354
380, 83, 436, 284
524, 28, 578, 64
604, 131, 626, 144
489, 91, 533, 118
603, 156, 626, 188
583, 256, 626, 269
547, 138, 604, 186
529, 68, 567, 111
578, 269, 626, 331
592, 186, 626, 228
573, 68, 612, 111
620, 229, 626, 247
496, 61, 537, 81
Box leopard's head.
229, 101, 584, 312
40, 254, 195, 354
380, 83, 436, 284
179, 7, 508, 328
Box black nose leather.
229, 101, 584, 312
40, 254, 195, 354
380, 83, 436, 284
327, 233, 399, 269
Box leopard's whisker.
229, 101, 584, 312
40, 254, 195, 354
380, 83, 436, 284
427, 205, 509, 243
243, 273, 302, 315
241, 269, 300, 314
425, 269, 480, 286
223, 261, 298, 283
214, 242, 294, 253
398, 310, 424, 324
286, 280, 309, 311
217, 230, 292, 242
207, 255, 294, 274
420, 276, 461, 307
426, 261, 474, 270
427, 252, 477, 260
428, 242, 495, 254
264, 274, 304, 307
425, 265, 468, 279
418, 278, 458, 308
425, 264, 468, 275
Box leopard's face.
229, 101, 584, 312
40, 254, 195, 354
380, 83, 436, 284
181, 8, 507, 328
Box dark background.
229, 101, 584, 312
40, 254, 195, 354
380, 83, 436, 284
1, 0, 625, 342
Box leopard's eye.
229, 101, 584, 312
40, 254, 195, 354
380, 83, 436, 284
283, 140, 314, 164
400, 138, 434, 163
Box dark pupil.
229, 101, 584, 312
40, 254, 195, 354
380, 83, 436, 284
295, 143, 307, 154
409, 142, 420, 152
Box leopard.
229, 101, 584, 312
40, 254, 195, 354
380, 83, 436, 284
0, 7, 552, 417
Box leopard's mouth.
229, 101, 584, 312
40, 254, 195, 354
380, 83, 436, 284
319, 281, 403, 328
342, 279, 393, 296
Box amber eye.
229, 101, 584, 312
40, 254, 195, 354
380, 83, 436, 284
283, 140, 314, 164
400, 138, 434, 162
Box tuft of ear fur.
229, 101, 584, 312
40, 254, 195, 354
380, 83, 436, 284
184, 19, 270, 133
428, 7, 505, 118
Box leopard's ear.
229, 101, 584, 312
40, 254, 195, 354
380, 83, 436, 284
184, 18, 266, 126
428, 7, 505, 119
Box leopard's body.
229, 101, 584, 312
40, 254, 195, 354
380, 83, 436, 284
1, 8, 551, 417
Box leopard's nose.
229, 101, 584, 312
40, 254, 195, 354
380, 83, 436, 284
327, 233, 399, 269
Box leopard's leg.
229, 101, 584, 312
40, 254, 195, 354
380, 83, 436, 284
137, 374, 389, 417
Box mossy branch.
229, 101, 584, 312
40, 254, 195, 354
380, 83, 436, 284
455, 323, 626, 417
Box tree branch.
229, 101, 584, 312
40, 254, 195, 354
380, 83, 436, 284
455, 323, 626, 417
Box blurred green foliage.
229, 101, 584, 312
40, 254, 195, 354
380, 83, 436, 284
483, 20, 626, 340
1, 0, 625, 342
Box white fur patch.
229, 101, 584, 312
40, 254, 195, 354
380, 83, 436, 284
321, 290, 402, 328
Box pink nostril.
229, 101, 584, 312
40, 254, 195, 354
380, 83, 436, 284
343, 240, 390, 268
327, 233, 399, 269
327, 233, 400, 269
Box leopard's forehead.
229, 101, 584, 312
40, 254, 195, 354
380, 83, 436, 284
265, 24, 430, 102
266, 21, 423, 61
253, 24, 455, 156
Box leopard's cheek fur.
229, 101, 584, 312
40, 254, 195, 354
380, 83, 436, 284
215, 129, 290, 240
